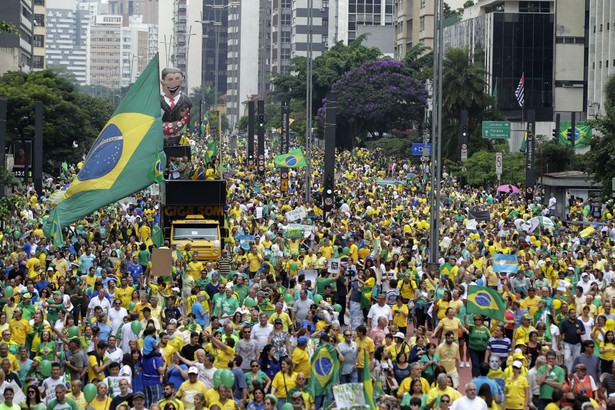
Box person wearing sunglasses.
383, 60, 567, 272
438, 394, 452, 409
338, 331, 358, 384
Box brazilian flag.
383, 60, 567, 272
50, 212, 63, 249
466, 285, 506, 321
43, 54, 165, 235
363, 350, 376, 409
274, 148, 307, 168
308, 343, 340, 398
205, 140, 218, 164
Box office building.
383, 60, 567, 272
0, 0, 34, 74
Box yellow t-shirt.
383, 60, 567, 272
505, 375, 529, 409
269, 312, 293, 332
89, 396, 111, 410
439, 317, 462, 339
356, 336, 375, 369
426, 386, 460, 407
601, 341, 615, 361
177, 380, 208, 408
291, 347, 310, 376
271, 372, 297, 399
392, 304, 409, 328
209, 399, 237, 410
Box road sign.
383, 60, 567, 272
495, 152, 503, 175
460, 143, 468, 162
411, 143, 432, 156
482, 121, 511, 139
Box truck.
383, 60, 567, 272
161, 179, 227, 261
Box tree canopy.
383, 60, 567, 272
0, 69, 114, 169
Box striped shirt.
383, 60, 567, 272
487, 336, 512, 361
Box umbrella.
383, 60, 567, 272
496, 184, 520, 194
527, 216, 555, 232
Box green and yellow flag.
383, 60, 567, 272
519, 132, 527, 153
363, 350, 376, 409
43, 54, 164, 235
50, 212, 63, 249
205, 140, 218, 164
274, 148, 307, 168
148, 151, 166, 183
308, 343, 339, 398
466, 285, 506, 321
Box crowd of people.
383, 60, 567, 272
2, 137, 615, 410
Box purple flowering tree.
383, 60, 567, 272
328, 59, 428, 146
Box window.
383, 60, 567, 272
519, 1, 550, 13
33, 34, 44, 47
420, 0, 426, 8
33, 55, 44, 69
34, 13, 45, 26
281, 14, 291, 25
34, 0, 45, 5
419, 16, 425, 31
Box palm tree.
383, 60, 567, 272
442, 47, 489, 116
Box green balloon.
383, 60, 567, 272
213, 369, 223, 388
342, 247, 350, 255
244, 297, 256, 308
39, 360, 52, 377
221, 369, 234, 389
282, 404, 293, 410
131, 320, 142, 335
68, 326, 80, 338
83, 383, 97, 403
284, 294, 294, 304
13, 231, 20, 240
128, 302, 136, 311
333, 304, 342, 312
313, 294, 323, 304
4, 286, 13, 297
290, 262, 298, 270
57, 351, 66, 361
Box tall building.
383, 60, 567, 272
46, 2, 95, 84
588, 0, 612, 117
0, 0, 34, 74
271, 0, 291, 75
86, 14, 122, 89
201, 0, 229, 106
328, 0, 394, 44
107, 0, 159, 25
291, 0, 328, 57
33, 0, 46, 70
393, 0, 434, 59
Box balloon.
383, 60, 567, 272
552, 299, 561, 310
57, 351, 66, 361
4, 286, 13, 297
83, 383, 97, 403
282, 404, 293, 410
333, 304, 342, 312
342, 247, 350, 255
284, 294, 294, 304
131, 320, 142, 335
213, 369, 223, 388
221, 369, 234, 389
313, 294, 323, 304
68, 326, 80, 338
244, 297, 256, 308
607, 319, 615, 332
290, 262, 298, 271
39, 360, 51, 377
128, 302, 136, 311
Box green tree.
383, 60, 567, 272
403, 43, 433, 81
584, 75, 615, 197
454, 147, 525, 187
0, 69, 113, 169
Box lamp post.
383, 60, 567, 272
305, 0, 313, 203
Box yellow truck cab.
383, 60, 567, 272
170, 215, 221, 261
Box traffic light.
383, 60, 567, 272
566, 128, 574, 143
258, 114, 265, 128
323, 174, 334, 211
461, 125, 467, 138
552, 128, 557, 138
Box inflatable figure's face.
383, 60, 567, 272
489, 355, 501, 370
161, 70, 184, 98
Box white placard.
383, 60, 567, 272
333, 384, 367, 410
286, 206, 307, 222
328, 258, 341, 274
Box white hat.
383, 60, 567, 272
188, 366, 198, 374
512, 360, 523, 369
394, 332, 405, 340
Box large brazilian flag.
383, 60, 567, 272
308, 343, 340, 398
43, 54, 165, 236
466, 285, 506, 321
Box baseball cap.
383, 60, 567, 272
274, 318, 283, 325
515, 340, 527, 346
512, 360, 523, 369
188, 366, 199, 374
22, 293, 31, 299
522, 313, 531, 320
297, 336, 309, 344
394, 332, 405, 340
133, 392, 145, 399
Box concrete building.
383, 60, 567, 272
291, 0, 328, 58
86, 14, 122, 89
588, 0, 614, 117
33, 0, 46, 70
46, 2, 95, 84
271, 0, 291, 75
0, 0, 34, 74
328, 0, 394, 45
441, 0, 585, 123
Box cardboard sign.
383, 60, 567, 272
151, 247, 173, 277
328, 258, 341, 274
286, 206, 307, 222
333, 384, 368, 410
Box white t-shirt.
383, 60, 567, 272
449, 396, 488, 410
366, 304, 392, 329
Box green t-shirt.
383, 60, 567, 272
46, 397, 79, 410
468, 324, 490, 351
537, 364, 564, 400
316, 277, 336, 295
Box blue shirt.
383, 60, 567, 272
232, 367, 248, 401
94, 321, 112, 343
471, 375, 499, 398
141, 355, 163, 386
192, 302, 206, 326
486, 336, 512, 362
